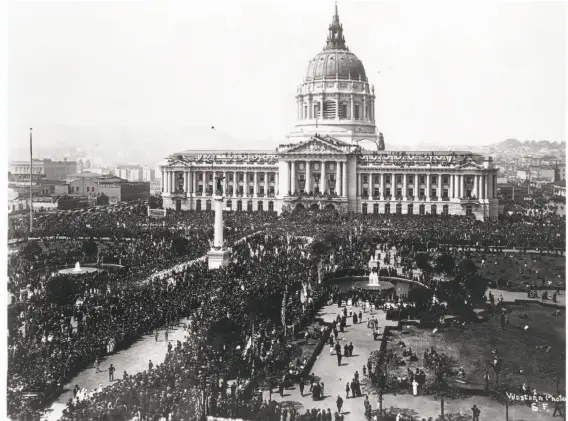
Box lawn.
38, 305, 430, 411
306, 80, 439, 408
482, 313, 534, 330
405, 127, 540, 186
472, 253, 565, 290
385, 303, 565, 395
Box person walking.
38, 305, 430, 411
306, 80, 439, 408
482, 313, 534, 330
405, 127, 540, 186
155, 331, 159, 342
149, 360, 153, 371
345, 382, 350, 398
95, 356, 101, 373
299, 378, 305, 397
336, 350, 342, 366
336, 395, 343, 414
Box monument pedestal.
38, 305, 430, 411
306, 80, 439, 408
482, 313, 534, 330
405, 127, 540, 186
207, 247, 230, 270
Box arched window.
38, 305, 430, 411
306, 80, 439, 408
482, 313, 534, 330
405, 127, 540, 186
313, 102, 321, 119
323, 101, 336, 119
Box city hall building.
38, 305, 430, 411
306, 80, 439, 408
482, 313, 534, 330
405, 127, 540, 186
160, 5, 498, 220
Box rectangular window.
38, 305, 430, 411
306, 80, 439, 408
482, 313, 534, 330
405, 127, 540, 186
362, 175, 368, 183
249, 186, 254, 195
258, 201, 263, 212
323, 101, 337, 119
304, 105, 308, 119
362, 203, 367, 214
407, 204, 413, 215
431, 175, 437, 185
268, 201, 274, 212
419, 204, 425, 215
396, 176, 402, 184
385, 175, 391, 184
196, 200, 201, 211
269, 186, 275, 195
408, 175, 414, 184
354, 104, 360, 119
385, 204, 390, 214
362, 188, 368, 197
443, 175, 449, 184
374, 188, 380, 197
443, 204, 449, 215
229, 174, 234, 181
270, 174, 275, 182
247, 201, 253, 212
259, 174, 264, 182
431, 205, 437, 215
208, 173, 213, 181
239, 174, 244, 182
238, 186, 243, 194
249, 174, 254, 182
396, 204, 402, 214
237, 201, 243, 211
419, 188, 425, 197
259, 187, 264, 195
443, 188, 448, 198
206, 200, 212, 211
408, 188, 413, 197
373, 203, 379, 214
226, 200, 232, 210
431, 188, 437, 198
385, 188, 391, 197
339, 102, 347, 119
419, 175, 425, 184
396, 188, 402, 196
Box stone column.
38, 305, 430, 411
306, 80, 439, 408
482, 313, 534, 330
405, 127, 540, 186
336, 161, 342, 196
305, 161, 312, 193
450, 174, 454, 199
378, 173, 383, 199
207, 192, 230, 269
161, 170, 165, 192
350, 95, 354, 120
321, 161, 326, 194
426, 173, 431, 201
481, 175, 486, 199
357, 173, 361, 197
367, 173, 372, 200
487, 174, 492, 199
473, 175, 478, 199
291, 161, 296, 195
223, 171, 227, 195
342, 161, 347, 198
265, 171, 269, 196
402, 173, 407, 199
275, 172, 279, 195
253, 171, 258, 197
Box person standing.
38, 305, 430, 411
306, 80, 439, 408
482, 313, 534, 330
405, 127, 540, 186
299, 378, 305, 397
471, 405, 480, 421
345, 382, 350, 398
337, 349, 342, 366
108, 364, 115, 382
95, 356, 101, 373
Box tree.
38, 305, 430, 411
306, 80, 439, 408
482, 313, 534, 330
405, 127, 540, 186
427, 354, 464, 421
82, 239, 98, 257
455, 259, 489, 305
415, 252, 432, 272
435, 254, 455, 275
407, 286, 434, 309
171, 237, 190, 257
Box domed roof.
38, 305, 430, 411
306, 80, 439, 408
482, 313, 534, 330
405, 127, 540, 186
304, 3, 367, 82
305, 49, 366, 82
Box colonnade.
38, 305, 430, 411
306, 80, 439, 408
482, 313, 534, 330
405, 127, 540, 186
355, 172, 496, 200
285, 160, 347, 197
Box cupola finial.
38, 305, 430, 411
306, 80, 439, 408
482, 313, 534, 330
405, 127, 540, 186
325, 2, 347, 50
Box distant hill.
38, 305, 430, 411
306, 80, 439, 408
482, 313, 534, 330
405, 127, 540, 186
8, 124, 267, 166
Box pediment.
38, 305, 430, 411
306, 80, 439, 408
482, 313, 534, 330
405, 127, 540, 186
286, 136, 347, 154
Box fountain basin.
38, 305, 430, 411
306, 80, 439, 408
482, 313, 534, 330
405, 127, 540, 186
352, 280, 394, 291
58, 262, 99, 275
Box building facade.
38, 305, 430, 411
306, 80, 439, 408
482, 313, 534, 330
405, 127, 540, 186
9, 159, 77, 181
160, 5, 499, 220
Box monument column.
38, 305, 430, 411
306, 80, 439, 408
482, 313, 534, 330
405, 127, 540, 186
207, 181, 230, 270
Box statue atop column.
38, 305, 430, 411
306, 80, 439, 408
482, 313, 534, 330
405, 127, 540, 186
214, 175, 226, 196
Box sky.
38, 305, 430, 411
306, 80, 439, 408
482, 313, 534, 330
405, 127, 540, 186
7, 0, 567, 161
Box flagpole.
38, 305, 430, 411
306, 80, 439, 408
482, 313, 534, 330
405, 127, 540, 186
29, 128, 33, 233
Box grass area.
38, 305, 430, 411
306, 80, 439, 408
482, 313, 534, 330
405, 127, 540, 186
385, 303, 565, 394
473, 253, 565, 290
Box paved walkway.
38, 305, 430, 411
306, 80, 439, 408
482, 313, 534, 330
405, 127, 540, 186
271, 303, 561, 420
42, 321, 189, 421
488, 288, 566, 307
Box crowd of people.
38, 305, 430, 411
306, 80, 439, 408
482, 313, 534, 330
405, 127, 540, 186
6, 202, 566, 420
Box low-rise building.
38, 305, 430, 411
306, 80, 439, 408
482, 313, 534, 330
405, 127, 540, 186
9, 158, 77, 181
553, 181, 566, 197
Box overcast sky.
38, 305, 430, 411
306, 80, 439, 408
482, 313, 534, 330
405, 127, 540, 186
8, 0, 567, 155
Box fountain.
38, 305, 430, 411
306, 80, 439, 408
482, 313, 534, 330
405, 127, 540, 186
368, 270, 380, 286
58, 261, 99, 275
